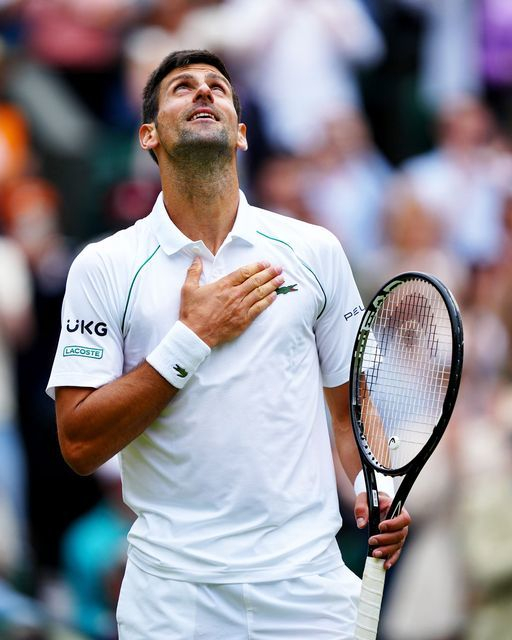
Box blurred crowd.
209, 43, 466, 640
0, 0, 511, 639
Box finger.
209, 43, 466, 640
225, 261, 272, 286
183, 256, 203, 288
243, 274, 285, 307
377, 541, 404, 569
369, 528, 408, 549
237, 265, 283, 296
245, 289, 278, 321
379, 511, 411, 533
383, 547, 404, 570
354, 493, 369, 529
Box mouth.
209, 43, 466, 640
188, 108, 218, 122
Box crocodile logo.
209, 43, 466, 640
276, 283, 298, 295
173, 364, 188, 378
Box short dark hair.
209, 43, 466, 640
141, 49, 242, 126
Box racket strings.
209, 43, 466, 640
360, 279, 453, 470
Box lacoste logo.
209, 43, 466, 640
276, 284, 298, 295
173, 364, 188, 378
63, 345, 103, 359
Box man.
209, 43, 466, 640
47, 49, 410, 639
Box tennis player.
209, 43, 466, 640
47, 49, 410, 639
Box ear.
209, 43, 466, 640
236, 123, 248, 152
139, 123, 159, 152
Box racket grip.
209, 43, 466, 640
355, 556, 386, 640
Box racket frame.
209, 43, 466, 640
350, 271, 464, 526
350, 272, 464, 640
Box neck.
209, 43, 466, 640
160, 153, 240, 255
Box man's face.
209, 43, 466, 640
149, 64, 247, 159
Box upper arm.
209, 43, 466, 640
324, 383, 350, 433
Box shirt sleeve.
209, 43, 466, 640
313, 232, 364, 388
46, 244, 125, 399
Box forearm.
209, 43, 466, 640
332, 416, 362, 485
324, 384, 362, 485
56, 362, 178, 476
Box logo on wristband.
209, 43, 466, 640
173, 364, 188, 378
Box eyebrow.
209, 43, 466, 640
165, 71, 231, 90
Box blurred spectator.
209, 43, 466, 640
398, 0, 482, 109
455, 383, 512, 640
0, 37, 31, 186
304, 107, 392, 267
480, 0, 512, 128
379, 423, 465, 640
401, 95, 507, 266
358, 177, 469, 301
0, 100, 30, 188
200, 0, 385, 154
20, 0, 148, 123
1, 177, 101, 581
457, 263, 510, 412
126, 0, 384, 156
3, 177, 75, 292
61, 456, 134, 640
0, 232, 34, 571
252, 152, 316, 223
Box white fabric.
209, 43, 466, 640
353, 469, 395, 498
47, 190, 364, 583
117, 559, 361, 640
146, 320, 211, 389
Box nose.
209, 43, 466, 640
193, 82, 214, 103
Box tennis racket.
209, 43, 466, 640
350, 272, 464, 640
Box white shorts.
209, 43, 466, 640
117, 559, 360, 639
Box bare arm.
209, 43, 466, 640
56, 257, 284, 475
324, 383, 410, 568
324, 383, 361, 485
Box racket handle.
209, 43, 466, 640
355, 556, 386, 640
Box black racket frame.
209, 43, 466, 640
349, 272, 464, 548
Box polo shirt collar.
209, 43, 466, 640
148, 190, 258, 256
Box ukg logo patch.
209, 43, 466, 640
64, 345, 104, 359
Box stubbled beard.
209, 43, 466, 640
164, 126, 232, 177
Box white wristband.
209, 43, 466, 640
146, 321, 211, 389
353, 469, 395, 499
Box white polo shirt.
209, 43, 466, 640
47, 191, 364, 583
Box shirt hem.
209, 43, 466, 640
127, 544, 344, 584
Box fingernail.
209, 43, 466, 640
373, 550, 383, 558
356, 518, 365, 528
368, 537, 378, 546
